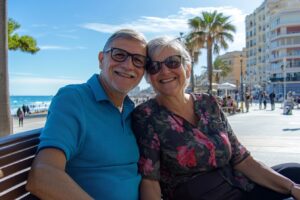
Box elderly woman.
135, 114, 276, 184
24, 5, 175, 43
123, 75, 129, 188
132, 37, 300, 200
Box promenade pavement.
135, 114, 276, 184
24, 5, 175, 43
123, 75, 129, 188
228, 102, 300, 167
12, 113, 47, 133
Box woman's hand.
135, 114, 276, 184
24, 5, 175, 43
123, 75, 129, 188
140, 179, 161, 200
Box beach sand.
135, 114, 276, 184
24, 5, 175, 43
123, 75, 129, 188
13, 112, 47, 134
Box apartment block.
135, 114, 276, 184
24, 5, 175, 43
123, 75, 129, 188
246, 0, 300, 96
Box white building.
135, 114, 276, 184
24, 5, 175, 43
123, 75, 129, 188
245, 0, 300, 97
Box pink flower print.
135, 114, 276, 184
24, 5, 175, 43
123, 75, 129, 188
193, 129, 208, 143
200, 113, 209, 125
220, 132, 230, 146
144, 107, 152, 116
176, 146, 197, 167
151, 133, 160, 150
206, 142, 217, 167
192, 128, 217, 167
139, 157, 154, 176
168, 116, 184, 133
220, 132, 232, 157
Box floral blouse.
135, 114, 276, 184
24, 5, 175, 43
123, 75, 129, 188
132, 93, 254, 199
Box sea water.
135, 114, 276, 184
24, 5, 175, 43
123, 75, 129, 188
10, 96, 53, 115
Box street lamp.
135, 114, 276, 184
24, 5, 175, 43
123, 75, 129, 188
282, 57, 287, 102
240, 54, 244, 112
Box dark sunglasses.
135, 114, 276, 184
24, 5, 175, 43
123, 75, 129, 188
104, 47, 147, 68
146, 55, 182, 75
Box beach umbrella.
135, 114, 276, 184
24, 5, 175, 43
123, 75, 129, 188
218, 82, 236, 96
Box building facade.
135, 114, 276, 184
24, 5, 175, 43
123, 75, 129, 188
217, 50, 246, 88
245, 1, 268, 92
246, 0, 300, 97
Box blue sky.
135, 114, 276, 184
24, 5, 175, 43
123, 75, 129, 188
8, 0, 264, 95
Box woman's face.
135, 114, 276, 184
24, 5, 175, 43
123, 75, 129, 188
148, 46, 191, 97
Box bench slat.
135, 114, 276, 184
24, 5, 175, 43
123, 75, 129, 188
0, 170, 29, 192
1, 157, 34, 178
0, 129, 41, 148
0, 130, 41, 200
0, 146, 38, 167
0, 138, 40, 157
0, 184, 39, 200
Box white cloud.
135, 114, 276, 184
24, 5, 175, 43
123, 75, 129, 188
81, 6, 247, 52
81, 17, 187, 34
39, 45, 70, 50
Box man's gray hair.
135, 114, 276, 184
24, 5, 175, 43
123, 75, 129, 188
103, 29, 147, 51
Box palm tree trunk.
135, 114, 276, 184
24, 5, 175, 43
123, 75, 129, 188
0, 0, 12, 136
207, 45, 213, 94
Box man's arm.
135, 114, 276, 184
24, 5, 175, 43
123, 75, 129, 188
26, 148, 93, 200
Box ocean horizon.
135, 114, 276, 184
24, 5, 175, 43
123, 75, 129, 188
10, 95, 53, 115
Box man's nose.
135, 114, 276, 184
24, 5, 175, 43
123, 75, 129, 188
122, 56, 135, 69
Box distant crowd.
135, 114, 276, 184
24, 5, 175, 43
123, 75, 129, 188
218, 90, 300, 115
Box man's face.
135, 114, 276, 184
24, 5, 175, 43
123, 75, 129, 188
99, 38, 146, 97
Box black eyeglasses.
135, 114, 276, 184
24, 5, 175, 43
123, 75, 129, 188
146, 55, 182, 75
104, 47, 147, 69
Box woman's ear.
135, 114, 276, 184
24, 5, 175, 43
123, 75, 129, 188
186, 64, 191, 79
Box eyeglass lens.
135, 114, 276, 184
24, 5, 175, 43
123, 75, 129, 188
107, 48, 147, 68
146, 55, 182, 75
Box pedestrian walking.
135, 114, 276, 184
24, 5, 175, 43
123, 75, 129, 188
17, 107, 24, 127
263, 92, 267, 109
259, 91, 263, 110
245, 92, 251, 112
269, 91, 276, 110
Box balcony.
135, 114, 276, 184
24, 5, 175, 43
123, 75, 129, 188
270, 77, 300, 82
270, 32, 300, 41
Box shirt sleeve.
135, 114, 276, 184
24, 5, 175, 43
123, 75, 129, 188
38, 85, 86, 160
132, 104, 160, 181
220, 108, 250, 166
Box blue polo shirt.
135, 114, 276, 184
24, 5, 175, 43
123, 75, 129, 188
39, 74, 141, 200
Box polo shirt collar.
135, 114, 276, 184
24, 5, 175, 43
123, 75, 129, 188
87, 74, 135, 108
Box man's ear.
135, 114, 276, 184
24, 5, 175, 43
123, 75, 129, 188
98, 52, 104, 70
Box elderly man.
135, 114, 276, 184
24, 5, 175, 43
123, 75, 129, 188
26, 29, 147, 200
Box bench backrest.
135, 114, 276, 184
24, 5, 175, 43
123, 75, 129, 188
0, 129, 41, 200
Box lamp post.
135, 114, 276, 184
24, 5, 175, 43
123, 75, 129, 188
240, 54, 244, 112
283, 57, 287, 102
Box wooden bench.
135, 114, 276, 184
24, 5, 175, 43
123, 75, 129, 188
0, 128, 41, 200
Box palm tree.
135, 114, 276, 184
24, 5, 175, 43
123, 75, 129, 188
0, 16, 39, 136
0, 0, 10, 136
184, 34, 203, 92
188, 10, 236, 93
213, 57, 232, 83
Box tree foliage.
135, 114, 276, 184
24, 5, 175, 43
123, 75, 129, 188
8, 18, 39, 54
188, 10, 236, 92
213, 57, 232, 83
